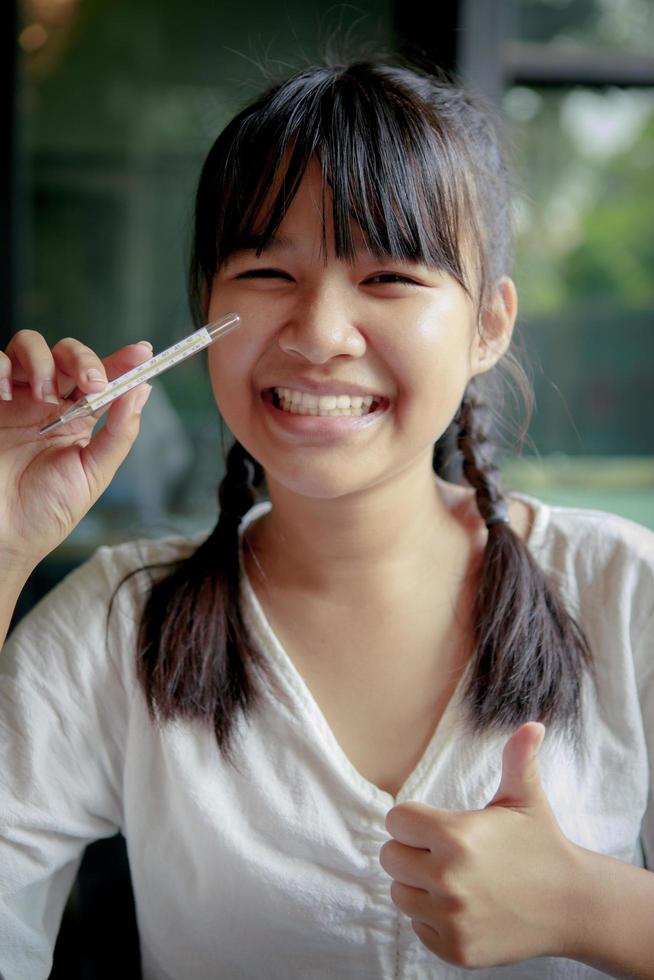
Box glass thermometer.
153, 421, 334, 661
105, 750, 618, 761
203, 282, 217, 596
39, 312, 240, 435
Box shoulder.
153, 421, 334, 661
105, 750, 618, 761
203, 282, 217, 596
54, 529, 209, 615
517, 493, 654, 637
90, 530, 208, 594
5, 530, 210, 682
522, 493, 653, 567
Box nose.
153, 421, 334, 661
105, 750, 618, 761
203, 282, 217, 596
277, 280, 366, 364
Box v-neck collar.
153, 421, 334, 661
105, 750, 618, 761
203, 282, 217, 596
237, 495, 550, 805
238, 523, 467, 804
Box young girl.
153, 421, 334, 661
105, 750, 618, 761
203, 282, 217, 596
1, 61, 653, 980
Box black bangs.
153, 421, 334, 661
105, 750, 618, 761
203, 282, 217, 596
190, 64, 477, 322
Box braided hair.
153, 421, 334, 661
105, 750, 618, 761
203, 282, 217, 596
450, 384, 593, 744
134, 441, 267, 760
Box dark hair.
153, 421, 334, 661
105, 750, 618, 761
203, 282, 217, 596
128, 61, 593, 758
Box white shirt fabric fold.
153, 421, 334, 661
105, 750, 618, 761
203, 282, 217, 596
1, 495, 653, 979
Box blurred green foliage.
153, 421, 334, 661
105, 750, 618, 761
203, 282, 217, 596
512, 0, 654, 54
503, 85, 654, 458
509, 89, 654, 315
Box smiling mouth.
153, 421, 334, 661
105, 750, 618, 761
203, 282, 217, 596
269, 387, 384, 417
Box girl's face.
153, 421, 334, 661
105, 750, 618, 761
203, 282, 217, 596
207, 162, 512, 502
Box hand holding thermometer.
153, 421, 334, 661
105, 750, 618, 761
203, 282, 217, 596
39, 312, 240, 435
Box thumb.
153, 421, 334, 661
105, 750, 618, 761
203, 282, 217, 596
487, 721, 547, 810
79, 384, 152, 499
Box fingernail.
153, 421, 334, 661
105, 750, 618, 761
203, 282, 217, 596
133, 384, 152, 414
86, 368, 106, 384
0, 379, 12, 401
40, 380, 59, 405
137, 340, 153, 350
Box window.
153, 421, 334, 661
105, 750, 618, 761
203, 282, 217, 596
456, 0, 654, 526
504, 82, 654, 525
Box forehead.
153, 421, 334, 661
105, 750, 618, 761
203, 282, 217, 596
228, 163, 375, 260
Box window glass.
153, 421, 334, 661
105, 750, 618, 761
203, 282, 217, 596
503, 83, 654, 526
510, 0, 654, 54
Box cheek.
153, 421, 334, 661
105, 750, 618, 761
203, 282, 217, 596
206, 332, 253, 417
385, 307, 475, 398
410, 298, 475, 360
206, 285, 276, 407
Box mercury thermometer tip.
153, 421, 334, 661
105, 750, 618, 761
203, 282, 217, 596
39, 416, 65, 436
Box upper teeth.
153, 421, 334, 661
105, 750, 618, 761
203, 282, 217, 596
273, 387, 376, 415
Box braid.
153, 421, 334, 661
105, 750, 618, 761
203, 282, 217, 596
213, 440, 265, 647
218, 441, 265, 530
432, 418, 460, 484
134, 440, 268, 762
457, 389, 509, 529
454, 386, 595, 745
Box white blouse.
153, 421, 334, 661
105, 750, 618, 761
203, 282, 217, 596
0, 496, 653, 980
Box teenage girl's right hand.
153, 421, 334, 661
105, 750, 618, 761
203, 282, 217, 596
0, 330, 154, 574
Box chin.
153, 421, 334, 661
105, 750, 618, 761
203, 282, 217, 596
258, 456, 382, 502
271, 473, 370, 502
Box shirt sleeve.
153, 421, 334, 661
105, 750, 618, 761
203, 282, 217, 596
635, 606, 654, 871
0, 544, 142, 980
619, 517, 654, 873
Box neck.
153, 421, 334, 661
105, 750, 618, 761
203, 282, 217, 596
244, 461, 481, 601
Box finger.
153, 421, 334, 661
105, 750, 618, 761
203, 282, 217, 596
101, 340, 153, 382
51, 337, 109, 395
5, 329, 59, 403
386, 801, 455, 850
61, 341, 155, 403
412, 917, 478, 968
379, 839, 432, 889
78, 384, 152, 498
488, 722, 547, 809
0, 350, 12, 401
411, 920, 444, 957
390, 880, 432, 921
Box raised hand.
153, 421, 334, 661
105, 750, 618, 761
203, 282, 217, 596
0, 330, 154, 572
380, 723, 582, 968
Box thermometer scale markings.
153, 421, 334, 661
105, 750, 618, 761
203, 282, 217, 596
85, 327, 213, 411
38, 313, 240, 435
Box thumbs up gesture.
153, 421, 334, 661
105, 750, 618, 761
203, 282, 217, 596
380, 722, 581, 968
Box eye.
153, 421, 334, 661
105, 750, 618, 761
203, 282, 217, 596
363, 273, 420, 286
235, 268, 294, 281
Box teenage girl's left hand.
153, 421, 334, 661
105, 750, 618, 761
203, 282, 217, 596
379, 722, 581, 968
